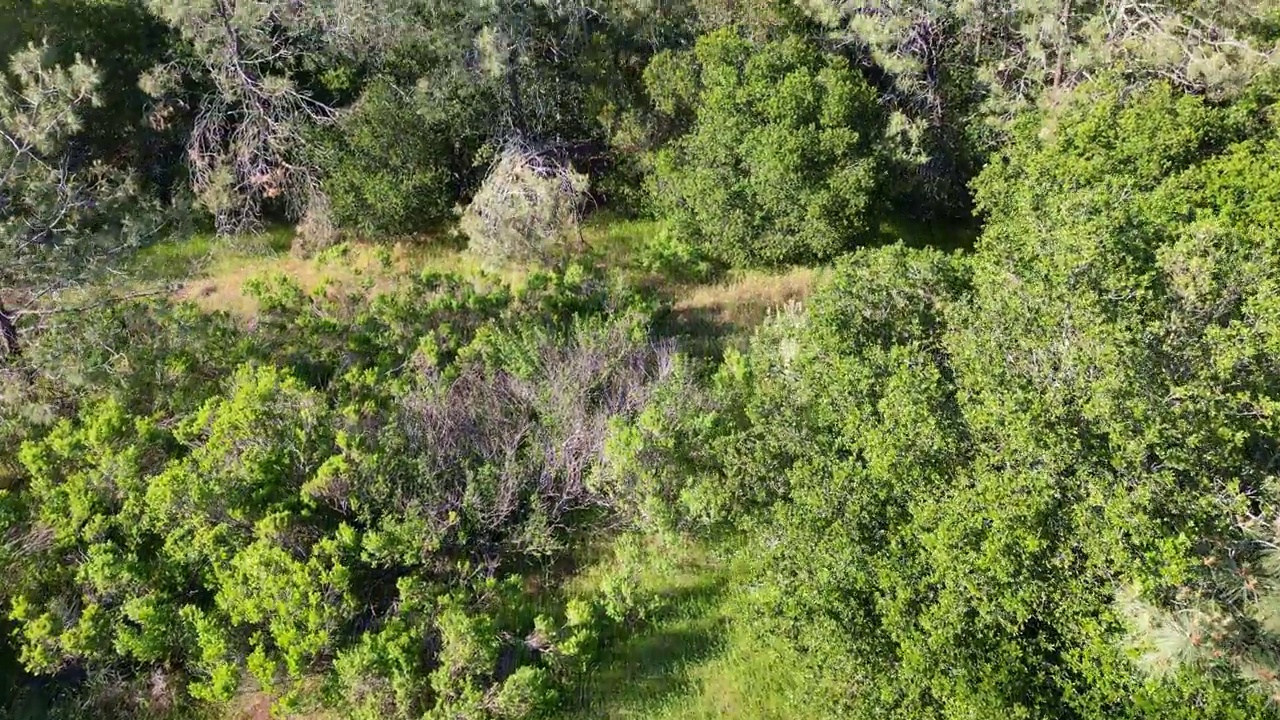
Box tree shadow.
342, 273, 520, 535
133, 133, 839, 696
877, 213, 981, 253
653, 305, 747, 362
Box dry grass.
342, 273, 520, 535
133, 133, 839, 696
657, 266, 824, 357
147, 221, 822, 353
166, 235, 522, 317
673, 266, 821, 328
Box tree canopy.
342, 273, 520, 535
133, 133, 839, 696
4, 2, 1280, 719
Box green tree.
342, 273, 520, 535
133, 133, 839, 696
647, 29, 886, 266
0, 0, 173, 177
621, 77, 1280, 717
313, 78, 489, 237
1, 44, 155, 359
140, 0, 418, 233
794, 0, 1280, 212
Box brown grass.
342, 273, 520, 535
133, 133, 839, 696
672, 266, 821, 329
655, 266, 823, 358
176, 240, 519, 317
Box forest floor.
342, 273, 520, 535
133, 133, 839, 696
130, 217, 828, 356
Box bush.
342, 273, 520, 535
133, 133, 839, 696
626, 79, 1280, 718
646, 30, 887, 267
462, 142, 590, 269
293, 192, 342, 256
315, 79, 487, 237
0, 264, 672, 717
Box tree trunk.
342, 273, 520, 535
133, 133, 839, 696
0, 300, 19, 360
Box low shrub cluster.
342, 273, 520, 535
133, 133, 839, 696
0, 265, 670, 718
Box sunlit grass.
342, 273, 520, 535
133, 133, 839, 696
132, 226, 525, 316
557, 539, 837, 720
127, 212, 963, 344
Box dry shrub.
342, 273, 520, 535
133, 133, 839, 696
396, 320, 675, 556
461, 140, 589, 268
292, 193, 342, 257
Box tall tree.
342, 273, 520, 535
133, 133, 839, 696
1, 44, 154, 360
801, 0, 1279, 110
796, 0, 1280, 209
141, 0, 415, 234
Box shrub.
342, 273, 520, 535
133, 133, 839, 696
293, 193, 341, 257
315, 78, 485, 237
462, 141, 590, 269
646, 29, 887, 267
0, 263, 672, 717
630, 79, 1280, 718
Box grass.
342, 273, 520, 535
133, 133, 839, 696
130, 217, 825, 354
659, 266, 822, 358
128, 209, 966, 340
131, 226, 295, 284
580, 214, 826, 357
556, 538, 835, 720
131, 226, 520, 317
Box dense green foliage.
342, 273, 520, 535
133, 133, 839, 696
313, 79, 490, 237
647, 30, 887, 266
2, 265, 674, 717
0, 0, 173, 176
615, 79, 1280, 718
5, 1, 1280, 719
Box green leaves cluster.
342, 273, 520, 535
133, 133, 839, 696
617, 78, 1280, 718
0, 265, 670, 717
647, 29, 888, 266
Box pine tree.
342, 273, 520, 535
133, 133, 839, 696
1119, 494, 1280, 703
0, 44, 153, 359
140, 0, 414, 234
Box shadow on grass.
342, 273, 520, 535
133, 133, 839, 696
653, 304, 750, 362
566, 575, 731, 718
131, 226, 297, 285
653, 267, 816, 362
878, 213, 981, 253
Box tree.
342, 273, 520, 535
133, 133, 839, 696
430, 0, 604, 139
140, 0, 417, 234
618, 77, 1280, 717
312, 78, 482, 237
0, 0, 174, 179
1, 44, 154, 360
795, 0, 1280, 210
647, 29, 886, 266
803, 0, 1280, 107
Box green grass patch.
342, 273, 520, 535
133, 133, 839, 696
131, 225, 296, 284
557, 538, 836, 720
